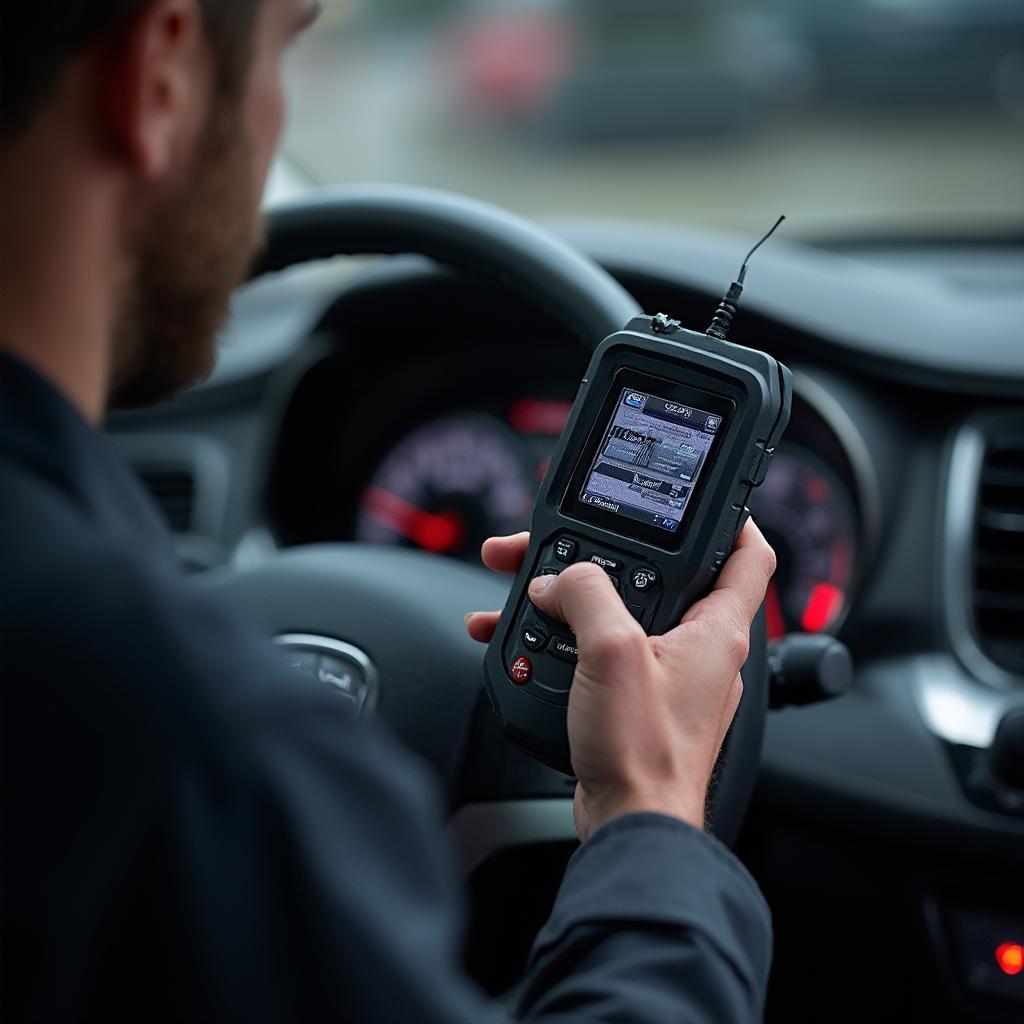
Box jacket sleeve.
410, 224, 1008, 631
518, 814, 773, 1023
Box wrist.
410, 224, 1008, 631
582, 785, 706, 836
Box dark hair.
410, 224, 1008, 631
0, 1, 262, 143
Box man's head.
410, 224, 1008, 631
0, 0, 319, 408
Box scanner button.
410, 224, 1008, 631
744, 445, 774, 487
631, 568, 659, 592
589, 553, 623, 572
522, 627, 547, 651
548, 637, 579, 662
510, 656, 532, 684
536, 565, 560, 578
554, 537, 578, 563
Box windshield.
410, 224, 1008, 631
282, 0, 1024, 238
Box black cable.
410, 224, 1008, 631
706, 215, 785, 341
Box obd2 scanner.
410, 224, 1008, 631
483, 219, 793, 775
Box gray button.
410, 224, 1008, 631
548, 637, 579, 662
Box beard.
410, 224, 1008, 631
108, 103, 265, 409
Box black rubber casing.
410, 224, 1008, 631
483, 315, 792, 775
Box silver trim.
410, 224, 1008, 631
273, 633, 379, 716
792, 370, 882, 552
447, 799, 577, 873
942, 412, 1024, 689
908, 654, 1022, 748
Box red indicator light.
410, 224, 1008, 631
800, 582, 844, 633
996, 942, 1024, 976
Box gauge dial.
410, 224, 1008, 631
355, 414, 535, 562
748, 447, 858, 638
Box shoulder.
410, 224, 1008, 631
1, 511, 277, 753
0, 481, 443, 824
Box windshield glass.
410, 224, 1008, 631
283, 0, 1024, 237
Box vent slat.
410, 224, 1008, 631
979, 509, 1024, 532
975, 549, 1024, 572
974, 590, 1024, 612
972, 433, 1024, 675
137, 468, 195, 533
982, 466, 1024, 487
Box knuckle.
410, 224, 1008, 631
588, 623, 645, 663
681, 616, 712, 645
725, 625, 750, 667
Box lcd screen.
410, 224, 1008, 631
579, 388, 723, 534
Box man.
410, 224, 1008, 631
0, 1, 777, 1020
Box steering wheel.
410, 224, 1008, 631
208, 184, 767, 854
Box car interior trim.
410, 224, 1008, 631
447, 799, 577, 873
909, 654, 1022, 750
942, 414, 1024, 690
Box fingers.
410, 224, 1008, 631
469, 532, 530, 643
528, 563, 644, 664
465, 610, 501, 644
481, 532, 530, 575
682, 519, 777, 631
654, 520, 775, 673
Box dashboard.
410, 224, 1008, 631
109, 224, 1024, 1022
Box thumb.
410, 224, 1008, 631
528, 562, 644, 665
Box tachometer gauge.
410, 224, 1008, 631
748, 447, 858, 639
356, 413, 536, 562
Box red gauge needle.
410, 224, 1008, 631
363, 486, 467, 554
801, 582, 843, 634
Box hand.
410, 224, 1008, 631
466, 522, 776, 840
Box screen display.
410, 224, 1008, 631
579, 388, 723, 534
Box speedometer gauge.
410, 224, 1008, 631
356, 413, 535, 562
748, 448, 858, 639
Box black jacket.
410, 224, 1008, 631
0, 352, 772, 1021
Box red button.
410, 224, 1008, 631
511, 656, 532, 684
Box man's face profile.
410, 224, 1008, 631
109, 100, 262, 407
110, 0, 316, 408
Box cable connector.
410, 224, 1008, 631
651, 312, 681, 335
706, 215, 785, 341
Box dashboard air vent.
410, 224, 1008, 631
137, 468, 195, 534
972, 427, 1024, 675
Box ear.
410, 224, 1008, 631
97, 0, 212, 181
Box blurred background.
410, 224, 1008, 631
280, 0, 1024, 239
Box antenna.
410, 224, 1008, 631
738, 214, 785, 285
706, 214, 785, 341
